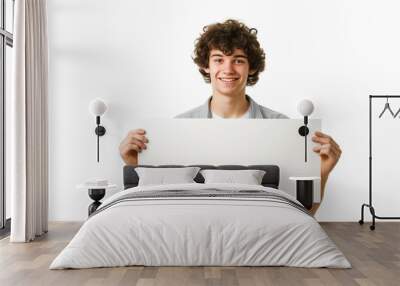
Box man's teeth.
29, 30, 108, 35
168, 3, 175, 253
220, 78, 238, 82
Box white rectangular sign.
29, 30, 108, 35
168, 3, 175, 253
135, 119, 322, 201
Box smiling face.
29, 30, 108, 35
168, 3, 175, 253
204, 48, 254, 98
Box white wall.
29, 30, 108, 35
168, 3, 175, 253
47, 0, 400, 221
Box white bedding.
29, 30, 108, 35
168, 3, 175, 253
50, 183, 351, 269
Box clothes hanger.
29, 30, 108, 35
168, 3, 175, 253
393, 105, 400, 118
378, 97, 395, 118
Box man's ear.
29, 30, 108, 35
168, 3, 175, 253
203, 67, 210, 74
249, 69, 256, 76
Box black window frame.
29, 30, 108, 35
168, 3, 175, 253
0, 0, 14, 236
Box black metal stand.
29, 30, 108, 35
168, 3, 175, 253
359, 95, 400, 230
94, 115, 106, 163
298, 116, 310, 162
88, 188, 105, 216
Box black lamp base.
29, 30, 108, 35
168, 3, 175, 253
298, 126, 309, 136
95, 126, 106, 136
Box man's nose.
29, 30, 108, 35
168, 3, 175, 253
222, 61, 235, 73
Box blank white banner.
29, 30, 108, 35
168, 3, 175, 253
135, 119, 322, 201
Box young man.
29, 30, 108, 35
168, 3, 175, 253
119, 19, 342, 215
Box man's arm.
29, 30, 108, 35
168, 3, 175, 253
309, 131, 342, 216
310, 174, 328, 215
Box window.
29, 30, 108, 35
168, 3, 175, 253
0, 0, 14, 234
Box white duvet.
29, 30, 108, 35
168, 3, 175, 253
50, 183, 351, 269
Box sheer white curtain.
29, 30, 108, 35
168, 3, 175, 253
9, 0, 48, 242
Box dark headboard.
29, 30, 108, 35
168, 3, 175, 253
123, 165, 280, 189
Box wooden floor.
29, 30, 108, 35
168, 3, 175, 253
0, 222, 399, 286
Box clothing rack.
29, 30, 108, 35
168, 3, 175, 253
359, 95, 400, 230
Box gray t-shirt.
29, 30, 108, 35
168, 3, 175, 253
175, 95, 289, 119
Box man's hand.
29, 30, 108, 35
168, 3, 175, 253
119, 129, 148, 166
312, 131, 342, 181
309, 131, 342, 215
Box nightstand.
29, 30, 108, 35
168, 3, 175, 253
289, 176, 320, 210
77, 183, 117, 216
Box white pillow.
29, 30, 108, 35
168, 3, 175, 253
200, 169, 266, 185
135, 167, 201, 186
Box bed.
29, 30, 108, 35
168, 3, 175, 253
50, 165, 351, 269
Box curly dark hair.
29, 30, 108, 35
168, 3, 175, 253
193, 19, 266, 86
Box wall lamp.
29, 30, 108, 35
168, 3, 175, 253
297, 99, 314, 162
89, 98, 107, 162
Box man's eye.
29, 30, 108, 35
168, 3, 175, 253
235, 59, 245, 64
214, 59, 223, 63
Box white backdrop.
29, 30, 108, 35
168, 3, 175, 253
47, 0, 400, 221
